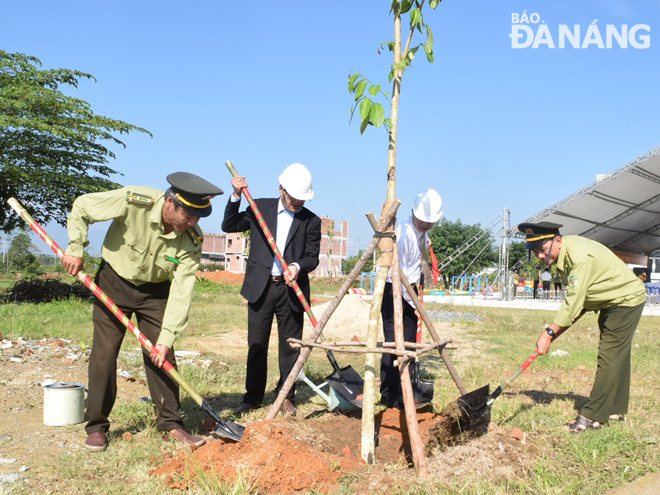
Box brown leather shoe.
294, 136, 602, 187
164, 428, 205, 447
234, 402, 258, 415
84, 432, 107, 452
280, 399, 297, 416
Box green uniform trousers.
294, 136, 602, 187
581, 302, 644, 424
85, 261, 184, 435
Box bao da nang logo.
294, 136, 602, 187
510, 11, 650, 49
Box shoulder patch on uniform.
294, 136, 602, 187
185, 227, 203, 246
126, 191, 154, 206
568, 274, 579, 290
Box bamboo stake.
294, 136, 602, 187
265, 201, 401, 420
287, 338, 419, 358
392, 243, 428, 478
288, 340, 454, 350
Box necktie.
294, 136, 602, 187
419, 234, 433, 288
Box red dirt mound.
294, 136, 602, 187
151, 409, 436, 493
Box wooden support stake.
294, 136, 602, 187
287, 338, 418, 358
392, 243, 428, 478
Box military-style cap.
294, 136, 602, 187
517, 221, 563, 249
166, 172, 224, 218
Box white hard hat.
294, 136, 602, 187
279, 163, 314, 200
412, 189, 443, 223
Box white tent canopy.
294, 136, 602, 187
513, 145, 660, 255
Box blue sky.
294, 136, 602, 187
2, 0, 659, 256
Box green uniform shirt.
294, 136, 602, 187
554, 235, 646, 327
65, 186, 203, 348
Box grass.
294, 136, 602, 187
1, 277, 658, 494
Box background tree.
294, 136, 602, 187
341, 249, 375, 276
6, 232, 39, 274
508, 240, 540, 278
0, 50, 151, 232
326, 220, 335, 283
428, 219, 498, 288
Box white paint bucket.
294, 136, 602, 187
43, 382, 86, 426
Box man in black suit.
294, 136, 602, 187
222, 163, 321, 416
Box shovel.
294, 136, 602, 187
451, 310, 587, 431
225, 161, 364, 404
7, 198, 244, 442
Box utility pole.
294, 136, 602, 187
498, 208, 511, 300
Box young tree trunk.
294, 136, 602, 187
361, 6, 404, 464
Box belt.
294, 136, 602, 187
271, 275, 284, 283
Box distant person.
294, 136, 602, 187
63, 172, 223, 451
553, 271, 562, 291
222, 164, 321, 417
541, 268, 552, 291
380, 189, 443, 409
519, 222, 645, 433
532, 266, 541, 299
637, 271, 647, 283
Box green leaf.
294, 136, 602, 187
410, 8, 421, 27
424, 45, 434, 63
359, 117, 369, 134
380, 41, 395, 53
426, 26, 434, 53
400, 0, 412, 14
429, 0, 441, 8
348, 73, 359, 93
384, 118, 393, 130
359, 98, 372, 120
368, 84, 380, 96
369, 103, 385, 128
406, 46, 418, 62
354, 80, 367, 101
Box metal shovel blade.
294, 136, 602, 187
211, 418, 245, 442
454, 384, 491, 430
325, 365, 364, 408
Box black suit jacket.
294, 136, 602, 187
222, 197, 321, 311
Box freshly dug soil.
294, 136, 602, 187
151, 408, 536, 493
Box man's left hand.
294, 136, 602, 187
284, 264, 299, 287
151, 344, 170, 368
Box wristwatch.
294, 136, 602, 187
545, 327, 556, 338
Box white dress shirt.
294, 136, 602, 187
384, 215, 425, 307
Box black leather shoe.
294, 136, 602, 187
84, 432, 107, 452
280, 399, 297, 416
234, 402, 258, 415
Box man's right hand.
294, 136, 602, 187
62, 255, 83, 276
231, 175, 247, 199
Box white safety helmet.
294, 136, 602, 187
279, 163, 314, 200
412, 189, 443, 223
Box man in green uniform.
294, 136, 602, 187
519, 222, 646, 433
62, 172, 223, 451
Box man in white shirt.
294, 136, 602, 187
380, 189, 443, 409
222, 164, 321, 416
